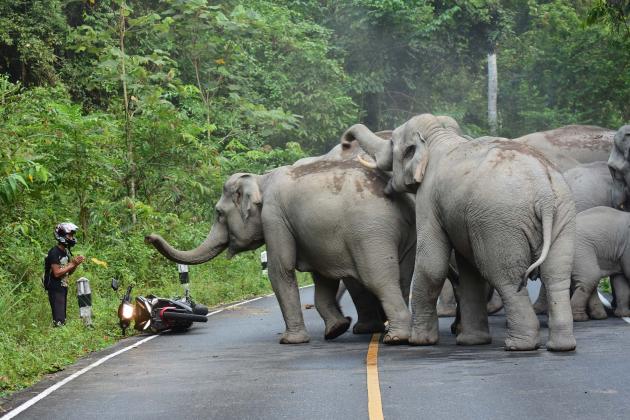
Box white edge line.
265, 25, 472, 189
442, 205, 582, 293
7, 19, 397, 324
1, 334, 158, 420
597, 291, 630, 324
597, 291, 612, 309
2, 284, 314, 419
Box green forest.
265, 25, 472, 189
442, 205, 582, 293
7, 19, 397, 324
0, 0, 628, 397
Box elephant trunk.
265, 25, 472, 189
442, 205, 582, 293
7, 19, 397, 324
145, 222, 229, 265
341, 124, 393, 171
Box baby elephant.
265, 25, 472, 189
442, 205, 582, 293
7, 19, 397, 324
571, 206, 630, 321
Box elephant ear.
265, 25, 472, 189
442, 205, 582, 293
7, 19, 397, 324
235, 174, 262, 222
413, 132, 429, 184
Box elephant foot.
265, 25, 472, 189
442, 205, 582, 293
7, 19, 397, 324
613, 308, 630, 318
456, 332, 492, 346
588, 307, 608, 320
352, 320, 385, 335
572, 310, 589, 322
383, 326, 410, 345
504, 335, 539, 351
546, 333, 576, 352
409, 328, 438, 346
436, 303, 457, 318
279, 330, 310, 344
325, 317, 352, 340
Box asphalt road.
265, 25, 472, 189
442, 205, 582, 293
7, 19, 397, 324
3, 285, 630, 420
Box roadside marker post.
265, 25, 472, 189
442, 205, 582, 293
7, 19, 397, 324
76, 277, 92, 327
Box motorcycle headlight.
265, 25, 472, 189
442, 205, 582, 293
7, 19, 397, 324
121, 303, 134, 320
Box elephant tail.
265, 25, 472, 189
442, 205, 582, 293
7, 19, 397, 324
519, 200, 553, 292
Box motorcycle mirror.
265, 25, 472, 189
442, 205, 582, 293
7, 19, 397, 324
111, 278, 119, 291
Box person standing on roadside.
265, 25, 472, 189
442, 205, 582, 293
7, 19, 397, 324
43, 222, 85, 326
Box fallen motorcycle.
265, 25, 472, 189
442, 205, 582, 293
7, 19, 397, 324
111, 278, 208, 335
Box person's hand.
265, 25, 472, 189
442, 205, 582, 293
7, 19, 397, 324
72, 256, 85, 266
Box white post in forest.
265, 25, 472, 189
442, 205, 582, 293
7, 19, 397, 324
487, 51, 498, 136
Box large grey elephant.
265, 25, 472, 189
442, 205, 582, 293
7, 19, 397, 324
571, 207, 630, 320
512, 125, 614, 171
607, 125, 630, 209
439, 125, 613, 319
342, 113, 577, 351
146, 154, 416, 345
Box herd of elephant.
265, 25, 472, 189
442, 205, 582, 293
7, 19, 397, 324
146, 113, 630, 353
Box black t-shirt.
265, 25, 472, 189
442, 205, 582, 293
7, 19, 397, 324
44, 246, 70, 291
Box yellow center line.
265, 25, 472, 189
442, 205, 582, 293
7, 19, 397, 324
367, 333, 384, 420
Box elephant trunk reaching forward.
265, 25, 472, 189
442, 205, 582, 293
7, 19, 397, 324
147, 153, 417, 345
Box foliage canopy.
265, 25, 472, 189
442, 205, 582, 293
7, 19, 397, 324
0, 0, 628, 395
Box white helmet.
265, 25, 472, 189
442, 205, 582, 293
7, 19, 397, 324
54, 222, 79, 247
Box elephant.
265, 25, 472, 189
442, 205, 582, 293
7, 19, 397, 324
570, 207, 630, 320
146, 153, 417, 345
512, 125, 614, 172
563, 161, 625, 212
342, 113, 577, 351
607, 125, 630, 210
533, 161, 630, 319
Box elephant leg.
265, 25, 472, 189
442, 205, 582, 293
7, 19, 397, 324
570, 250, 601, 323
437, 279, 457, 317
453, 253, 491, 345
612, 274, 630, 317
265, 228, 309, 344
354, 250, 411, 345
335, 281, 347, 303
312, 274, 351, 340
532, 282, 548, 315
489, 280, 539, 351
467, 227, 539, 351
343, 278, 386, 334
409, 217, 451, 346
486, 287, 504, 315
541, 233, 576, 352
398, 242, 416, 304
587, 287, 608, 320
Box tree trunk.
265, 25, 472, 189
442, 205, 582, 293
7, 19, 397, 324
364, 92, 380, 130
487, 51, 498, 136
119, 2, 136, 224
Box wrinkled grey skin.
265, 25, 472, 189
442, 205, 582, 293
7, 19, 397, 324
342, 113, 577, 351
513, 125, 614, 172
607, 125, 630, 210
533, 161, 630, 319
571, 207, 630, 320
146, 156, 416, 345
437, 278, 503, 317
564, 161, 626, 212
564, 161, 630, 317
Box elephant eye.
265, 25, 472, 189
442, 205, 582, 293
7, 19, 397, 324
404, 145, 416, 160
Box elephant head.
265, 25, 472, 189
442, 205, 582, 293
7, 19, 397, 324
341, 114, 455, 194
146, 173, 264, 264
608, 125, 630, 210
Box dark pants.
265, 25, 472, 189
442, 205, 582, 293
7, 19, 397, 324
48, 288, 68, 325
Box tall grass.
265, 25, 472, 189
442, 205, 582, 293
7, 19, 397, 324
0, 243, 313, 398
